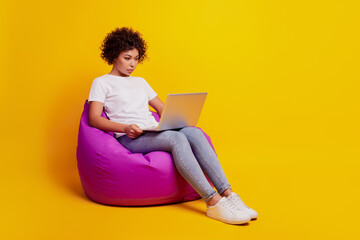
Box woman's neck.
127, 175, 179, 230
109, 68, 130, 77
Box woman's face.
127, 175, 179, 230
111, 48, 139, 77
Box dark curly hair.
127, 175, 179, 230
100, 27, 148, 65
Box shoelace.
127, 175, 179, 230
232, 195, 250, 209
221, 199, 238, 212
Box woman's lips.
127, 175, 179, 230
127, 69, 134, 72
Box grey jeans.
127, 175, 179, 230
116, 126, 231, 202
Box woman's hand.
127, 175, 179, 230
125, 124, 144, 139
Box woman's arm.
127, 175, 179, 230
88, 101, 143, 138
149, 96, 165, 117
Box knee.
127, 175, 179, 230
180, 126, 204, 138
166, 131, 188, 148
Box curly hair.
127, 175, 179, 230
100, 27, 148, 65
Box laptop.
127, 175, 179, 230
142, 92, 208, 131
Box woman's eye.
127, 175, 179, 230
125, 58, 130, 60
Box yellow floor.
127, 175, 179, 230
3, 143, 359, 239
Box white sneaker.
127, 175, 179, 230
206, 197, 251, 224
226, 192, 258, 219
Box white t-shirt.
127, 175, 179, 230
88, 74, 159, 138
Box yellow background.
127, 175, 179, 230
1, 0, 359, 239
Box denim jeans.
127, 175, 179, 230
116, 126, 231, 203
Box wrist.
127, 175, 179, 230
116, 122, 129, 133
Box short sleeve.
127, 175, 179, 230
88, 78, 107, 103
143, 78, 157, 101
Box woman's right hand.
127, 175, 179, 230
125, 124, 144, 139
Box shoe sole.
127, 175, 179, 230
207, 213, 251, 225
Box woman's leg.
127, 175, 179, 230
178, 127, 232, 195
117, 130, 218, 203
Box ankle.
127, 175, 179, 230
220, 188, 233, 198
206, 194, 222, 207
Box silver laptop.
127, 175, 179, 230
142, 92, 208, 131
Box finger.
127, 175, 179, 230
137, 126, 143, 133
134, 127, 142, 133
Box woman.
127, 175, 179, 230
88, 27, 258, 225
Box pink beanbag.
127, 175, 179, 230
76, 100, 215, 206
